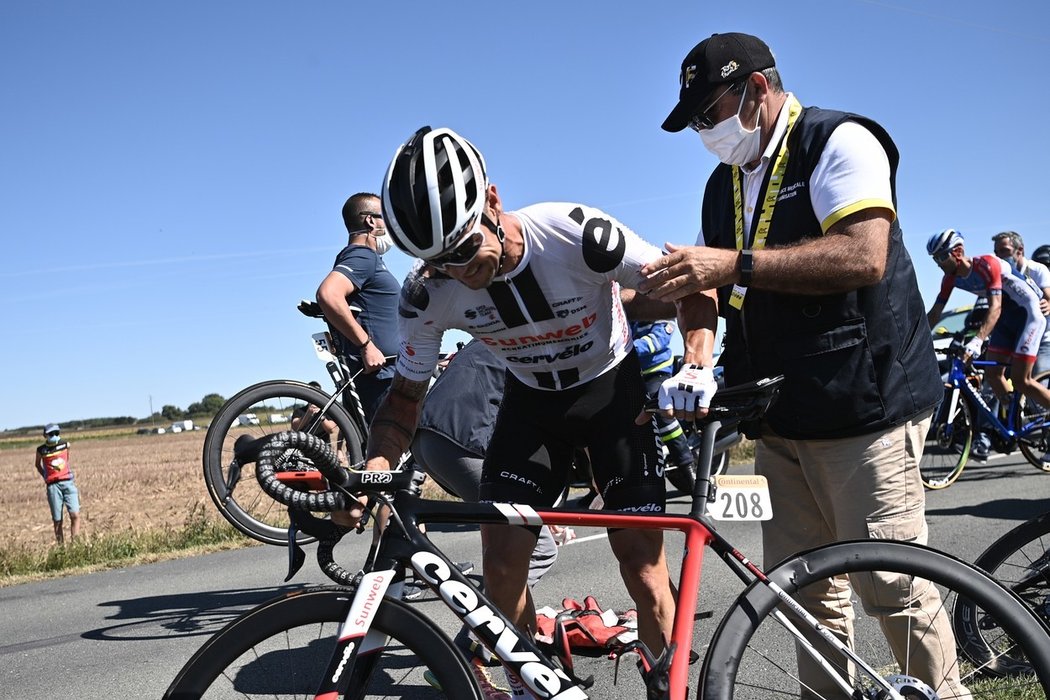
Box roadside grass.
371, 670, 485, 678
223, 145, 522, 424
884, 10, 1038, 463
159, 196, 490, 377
0, 503, 253, 585
0, 432, 757, 588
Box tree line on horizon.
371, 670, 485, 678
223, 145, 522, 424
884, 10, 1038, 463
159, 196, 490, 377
10, 393, 228, 435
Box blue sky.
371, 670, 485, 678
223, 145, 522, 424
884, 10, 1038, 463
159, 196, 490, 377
2, 0, 1048, 430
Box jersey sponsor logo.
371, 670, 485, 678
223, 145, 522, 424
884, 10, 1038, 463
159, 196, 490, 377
505, 341, 595, 365
464, 304, 498, 321
479, 313, 597, 348
570, 207, 626, 273
552, 296, 583, 308
555, 304, 587, 319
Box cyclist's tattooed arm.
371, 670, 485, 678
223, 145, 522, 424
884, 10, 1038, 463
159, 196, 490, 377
364, 372, 429, 470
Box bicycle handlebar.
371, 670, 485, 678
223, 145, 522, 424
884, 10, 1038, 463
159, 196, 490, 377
644, 374, 784, 426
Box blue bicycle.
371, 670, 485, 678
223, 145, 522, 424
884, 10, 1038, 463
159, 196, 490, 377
921, 336, 1050, 489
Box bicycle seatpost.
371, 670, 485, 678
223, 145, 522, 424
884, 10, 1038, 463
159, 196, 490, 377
690, 419, 720, 518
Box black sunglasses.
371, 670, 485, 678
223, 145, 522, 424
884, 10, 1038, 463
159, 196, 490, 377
688, 82, 741, 132
428, 214, 498, 271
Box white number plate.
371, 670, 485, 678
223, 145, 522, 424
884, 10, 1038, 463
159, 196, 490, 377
706, 475, 773, 521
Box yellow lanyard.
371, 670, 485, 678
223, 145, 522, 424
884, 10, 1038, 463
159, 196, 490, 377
728, 97, 802, 310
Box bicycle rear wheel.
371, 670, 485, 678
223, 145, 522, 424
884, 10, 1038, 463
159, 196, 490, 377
165, 587, 481, 699
957, 512, 1050, 653
1017, 370, 1050, 471
203, 381, 365, 545
700, 540, 1050, 699
920, 388, 972, 489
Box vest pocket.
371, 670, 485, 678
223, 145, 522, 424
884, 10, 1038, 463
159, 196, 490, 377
770, 319, 886, 437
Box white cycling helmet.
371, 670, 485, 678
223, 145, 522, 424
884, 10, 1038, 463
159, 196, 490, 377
381, 126, 488, 261
927, 229, 964, 258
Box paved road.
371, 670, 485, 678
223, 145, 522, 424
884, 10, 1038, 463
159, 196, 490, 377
1, 450, 1047, 698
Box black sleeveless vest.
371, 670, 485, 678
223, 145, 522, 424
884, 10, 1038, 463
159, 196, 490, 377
701, 106, 941, 439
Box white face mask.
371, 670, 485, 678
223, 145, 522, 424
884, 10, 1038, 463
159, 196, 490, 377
699, 85, 762, 166
371, 231, 393, 255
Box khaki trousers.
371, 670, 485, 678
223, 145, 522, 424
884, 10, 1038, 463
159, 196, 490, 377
756, 411, 970, 699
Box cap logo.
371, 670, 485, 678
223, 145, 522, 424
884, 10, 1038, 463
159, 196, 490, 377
720, 60, 739, 78
681, 64, 697, 89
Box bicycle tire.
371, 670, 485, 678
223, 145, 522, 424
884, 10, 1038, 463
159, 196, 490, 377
203, 381, 365, 545
1017, 370, 1050, 471
920, 388, 972, 489
956, 512, 1050, 661
700, 540, 1050, 699
164, 587, 482, 699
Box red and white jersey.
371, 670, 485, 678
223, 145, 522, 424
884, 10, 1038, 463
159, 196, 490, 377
935, 254, 1036, 305
396, 203, 663, 391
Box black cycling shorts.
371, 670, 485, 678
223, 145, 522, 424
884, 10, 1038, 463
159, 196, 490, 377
480, 351, 665, 514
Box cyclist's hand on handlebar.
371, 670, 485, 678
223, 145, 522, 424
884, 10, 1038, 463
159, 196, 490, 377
963, 336, 985, 361
658, 364, 717, 422
330, 495, 369, 531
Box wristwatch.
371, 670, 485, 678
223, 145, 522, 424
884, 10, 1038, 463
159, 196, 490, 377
738, 249, 754, 287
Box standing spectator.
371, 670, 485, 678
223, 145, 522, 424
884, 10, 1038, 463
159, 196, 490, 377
642, 33, 963, 698
629, 320, 695, 483
316, 192, 401, 424
35, 424, 80, 545
994, 230, 1050, 375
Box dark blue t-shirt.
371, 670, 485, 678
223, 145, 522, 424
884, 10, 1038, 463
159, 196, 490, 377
332, 245, 400, 358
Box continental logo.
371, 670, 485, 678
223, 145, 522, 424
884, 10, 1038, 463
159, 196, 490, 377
480, 313, 597, 348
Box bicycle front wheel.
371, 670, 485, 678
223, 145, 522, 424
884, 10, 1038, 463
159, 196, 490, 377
920, 388, 972, 489
700, 540, 1050, 699
956, 512, 1050, 656
165, 587, 481, 699
1017, 370, 1050, 471
203, 381, 365, 545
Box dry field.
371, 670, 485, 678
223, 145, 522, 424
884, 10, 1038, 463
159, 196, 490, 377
0, 430, 215, 552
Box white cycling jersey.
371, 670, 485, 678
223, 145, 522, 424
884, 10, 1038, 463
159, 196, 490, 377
395, 202, 663, 391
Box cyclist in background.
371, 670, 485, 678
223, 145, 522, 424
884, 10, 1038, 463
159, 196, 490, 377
629, 319, 696, 482
926, 229, 1050, 466
993, 231, 1050, 375
340, 126, 715, 699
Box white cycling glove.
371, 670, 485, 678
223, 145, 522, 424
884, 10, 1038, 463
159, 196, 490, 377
659, 364, 718, 412
964, 336, 985, 359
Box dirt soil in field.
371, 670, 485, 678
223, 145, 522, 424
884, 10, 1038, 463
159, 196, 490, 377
0, 430, 213, 551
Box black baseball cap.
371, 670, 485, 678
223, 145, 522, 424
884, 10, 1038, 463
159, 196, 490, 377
662, 32, 776, 133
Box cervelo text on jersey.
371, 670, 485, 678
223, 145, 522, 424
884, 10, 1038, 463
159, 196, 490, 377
395, 202, 663, 391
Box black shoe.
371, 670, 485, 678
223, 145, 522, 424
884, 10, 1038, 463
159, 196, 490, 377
401, 582, 427, 601
403, 561, 474, 601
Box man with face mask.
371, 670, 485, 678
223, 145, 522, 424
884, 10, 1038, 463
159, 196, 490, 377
993, 230, 1050, 374
35, 423, 81, 544
639, 33, 958, 699
316, 192, 401, 423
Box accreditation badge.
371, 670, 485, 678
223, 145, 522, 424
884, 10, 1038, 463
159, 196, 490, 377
728, 284, 748, 310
